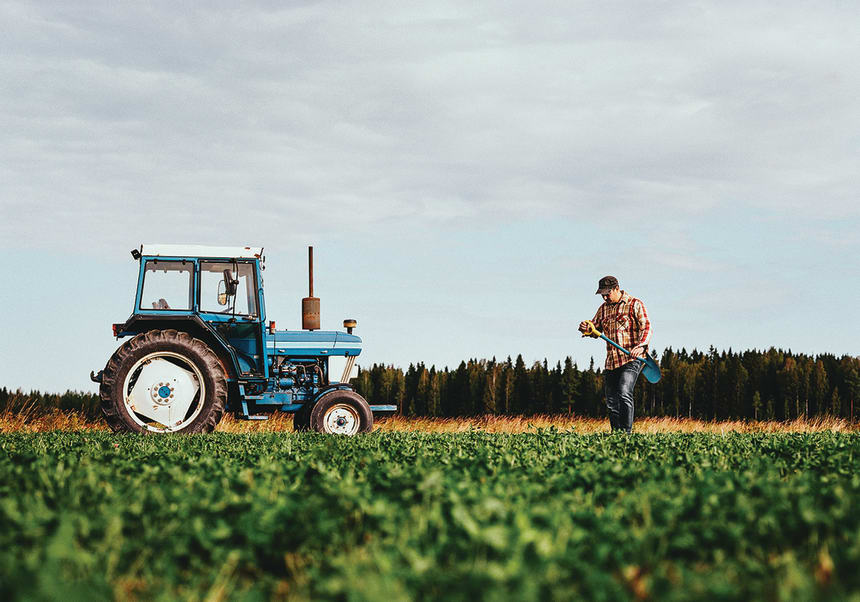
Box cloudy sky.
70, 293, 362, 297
1, 1, 858, 393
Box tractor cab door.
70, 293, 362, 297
197, 260, 265, 377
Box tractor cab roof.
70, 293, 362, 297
139, 244, 264, 260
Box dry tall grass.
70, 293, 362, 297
0, 406, 104, 433
0, 408, 856, 434
373, 414, 858, 434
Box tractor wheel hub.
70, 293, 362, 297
323, 403, 360, 435
151, 381, 175, 405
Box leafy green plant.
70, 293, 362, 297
1, 432, 858, 600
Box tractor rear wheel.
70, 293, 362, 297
99, 329, 228, 433
309, 390, 373, 435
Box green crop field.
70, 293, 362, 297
2, 432, 859, 601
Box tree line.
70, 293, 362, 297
2, 347, 857, 421
0, 388, 102, 419
352, 347, 860, 421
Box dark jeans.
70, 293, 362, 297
604, 361, 644, 433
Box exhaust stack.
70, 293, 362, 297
302, 246, 320, 330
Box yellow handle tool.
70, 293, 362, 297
581, 320, 601, 338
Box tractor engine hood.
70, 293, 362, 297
265, 330, 362, 357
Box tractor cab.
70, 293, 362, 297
129, 245, 268, 378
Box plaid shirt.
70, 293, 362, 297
591, 291, 652, 371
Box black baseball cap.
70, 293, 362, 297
595, 275, 619, 295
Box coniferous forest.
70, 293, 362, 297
352, 348, 860, 421
2, 347, 858, 421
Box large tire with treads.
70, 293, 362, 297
309, 390, 373, 435
99, 329, 228, 433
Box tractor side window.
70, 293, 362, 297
200, 261, 258, 316
140, 261, 193, 311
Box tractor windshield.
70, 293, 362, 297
200, 261, 258, 316
139, 261, 193, 311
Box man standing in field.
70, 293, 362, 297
579, 276, 652, 433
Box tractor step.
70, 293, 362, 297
238, 397, 269, 420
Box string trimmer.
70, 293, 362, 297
581, 320, 661, 383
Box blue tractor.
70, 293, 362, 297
91, 244, 393, 434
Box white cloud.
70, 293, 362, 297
1, 0, 858, 253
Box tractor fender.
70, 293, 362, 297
313, 383, 355, 401
114, 315, 241, 381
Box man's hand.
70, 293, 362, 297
630, 345, 646, 359
579, 321, 599, 338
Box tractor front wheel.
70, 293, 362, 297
99, 330, 228, 433
309, 390, 373, 435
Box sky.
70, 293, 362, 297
1, 1, 858, 393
